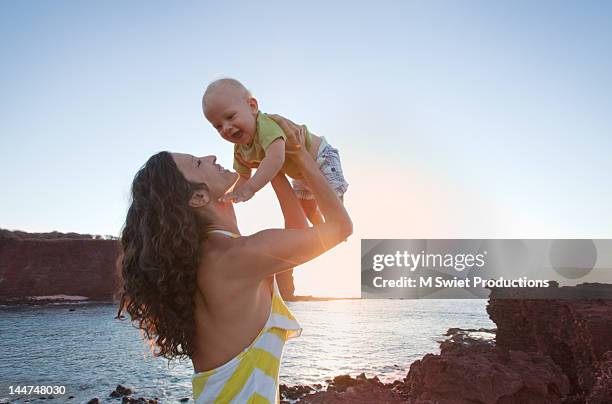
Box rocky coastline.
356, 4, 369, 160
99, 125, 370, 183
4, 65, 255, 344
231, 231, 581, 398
275, 283, 612, 403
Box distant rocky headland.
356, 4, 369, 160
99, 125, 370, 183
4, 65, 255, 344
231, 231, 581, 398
0, 228, 297, 303
0, 229, 121, 304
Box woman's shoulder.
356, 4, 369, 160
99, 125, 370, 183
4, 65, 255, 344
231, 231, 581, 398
197, 235, 255, 278
198, 229, 307, 282
195, 238, 273, 299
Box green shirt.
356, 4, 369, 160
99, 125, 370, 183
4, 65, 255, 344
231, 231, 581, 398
233, 112, 312, 179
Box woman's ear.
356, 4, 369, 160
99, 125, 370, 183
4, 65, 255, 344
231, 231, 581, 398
248, 97, 259, 114
189, 189, 210, 208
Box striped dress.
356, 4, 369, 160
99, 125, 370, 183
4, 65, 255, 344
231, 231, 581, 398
192, 276, 301, 403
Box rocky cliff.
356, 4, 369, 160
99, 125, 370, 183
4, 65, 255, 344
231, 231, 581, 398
0, 231, 121, 302
487, 284, 612, 403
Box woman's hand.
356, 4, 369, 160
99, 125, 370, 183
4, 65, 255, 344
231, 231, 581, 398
267, 114, 307, 155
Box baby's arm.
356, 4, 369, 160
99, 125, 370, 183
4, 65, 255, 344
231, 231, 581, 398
220, 139, 285, 203
234, 161, 251, 191
235, 174, 250, 191
244, 138, 285, 195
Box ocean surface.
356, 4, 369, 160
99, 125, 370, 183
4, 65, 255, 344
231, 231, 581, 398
0, 299, 494, 403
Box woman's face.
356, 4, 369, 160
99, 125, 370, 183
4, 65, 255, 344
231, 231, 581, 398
171, 153, 239, 200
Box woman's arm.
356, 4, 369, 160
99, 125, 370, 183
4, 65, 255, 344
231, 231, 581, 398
271, 172, 308, 229
271, 116, 351, 237
220, 115, 353, 280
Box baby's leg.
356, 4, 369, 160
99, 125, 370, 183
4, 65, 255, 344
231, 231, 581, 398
300, 198, 324, 225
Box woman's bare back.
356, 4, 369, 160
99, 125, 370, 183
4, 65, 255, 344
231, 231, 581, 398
190, 235, 274, 373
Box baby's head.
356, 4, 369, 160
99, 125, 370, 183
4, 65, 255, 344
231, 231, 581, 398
202, 78, 258, 145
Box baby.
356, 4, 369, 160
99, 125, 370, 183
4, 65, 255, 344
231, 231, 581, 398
202, 78, 348, 224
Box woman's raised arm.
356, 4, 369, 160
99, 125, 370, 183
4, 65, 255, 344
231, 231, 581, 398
271, 173, 309, 230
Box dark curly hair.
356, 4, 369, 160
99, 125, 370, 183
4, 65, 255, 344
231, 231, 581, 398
116, 151, 210, 360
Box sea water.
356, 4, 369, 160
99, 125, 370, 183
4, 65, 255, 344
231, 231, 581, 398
0, 299, 493, 403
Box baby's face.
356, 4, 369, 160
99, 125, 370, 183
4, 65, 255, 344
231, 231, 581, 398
204, 87, 258, 145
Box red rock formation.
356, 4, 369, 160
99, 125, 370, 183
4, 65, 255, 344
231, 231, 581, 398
487, 284, 612, 403
404, 337, 569, 403
400, 285, 612, 403
299, 382, 404, 403
293, 374, 405, 403
589, 350, 612, 403
0, 236, 120, 301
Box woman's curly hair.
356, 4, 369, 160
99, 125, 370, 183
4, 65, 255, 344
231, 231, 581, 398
116, 151, 209, 360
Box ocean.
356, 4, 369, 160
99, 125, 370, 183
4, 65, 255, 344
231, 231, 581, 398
0, 299, 494, 403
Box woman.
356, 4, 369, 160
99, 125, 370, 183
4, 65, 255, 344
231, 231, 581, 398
116, 115, 352, 403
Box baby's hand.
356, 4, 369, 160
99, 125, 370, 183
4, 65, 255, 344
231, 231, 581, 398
219, 184, 255, 204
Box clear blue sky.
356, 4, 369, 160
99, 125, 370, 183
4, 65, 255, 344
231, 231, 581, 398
2, 1, 611, 295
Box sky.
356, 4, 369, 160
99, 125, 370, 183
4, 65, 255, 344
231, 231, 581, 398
1, 1, 611, 296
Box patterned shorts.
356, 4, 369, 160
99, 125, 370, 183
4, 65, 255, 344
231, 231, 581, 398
292, 137, 349, 200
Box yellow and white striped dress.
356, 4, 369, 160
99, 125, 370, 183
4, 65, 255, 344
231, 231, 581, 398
192, 275, 301, 403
